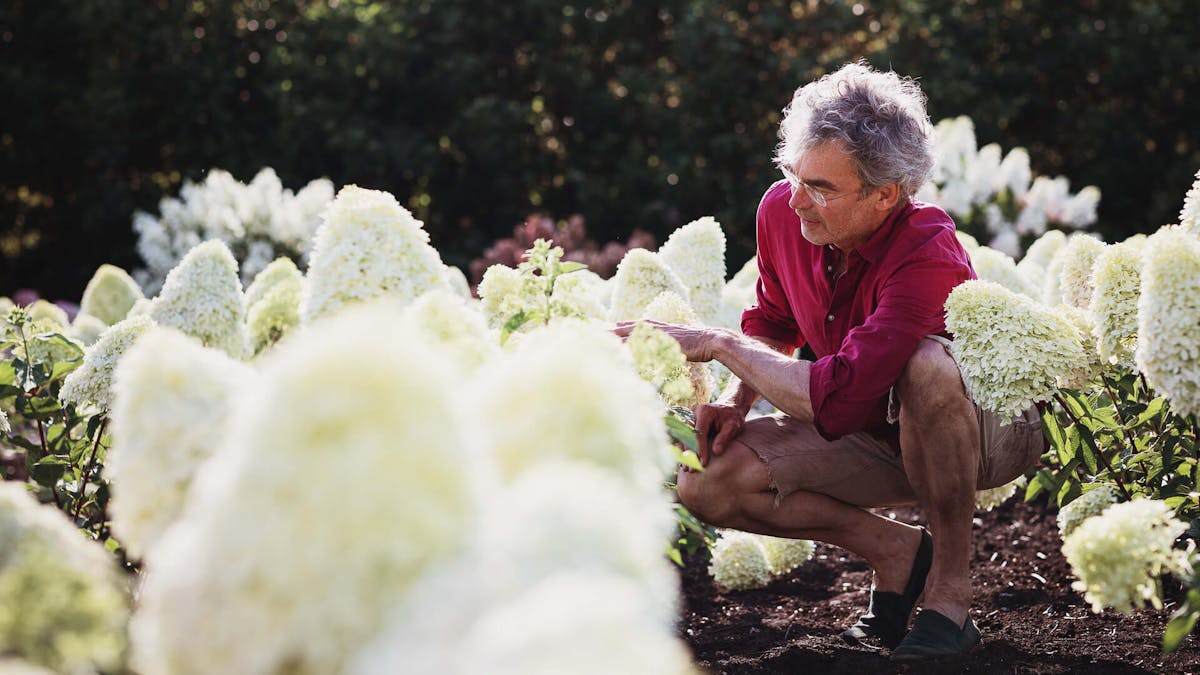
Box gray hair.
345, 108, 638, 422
775, 61, 934, 199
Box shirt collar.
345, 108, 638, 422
853, 199, 916, 263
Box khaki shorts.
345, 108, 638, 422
739, 336, 1045, 508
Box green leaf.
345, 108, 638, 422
0, 360, 16, 387
29, 455, 69, 487
85, 413, 105, 441
22, 395, 62, 417
666, 546, 683, 567
1164, 591, 1200, 652
1074, 424, 1102, 476
499, 310, 528, 344
664, 414, 699, 453
672, 446, 704, 472
1041, 405, 1067, 452
557, 261, 588, 275
1135, 397, 1167, 428
1024, 472, 1047, 501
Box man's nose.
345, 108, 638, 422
788, 184, 814, 211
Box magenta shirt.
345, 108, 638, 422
740, 181, 976, 440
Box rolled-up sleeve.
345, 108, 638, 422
808, 255, 971, 438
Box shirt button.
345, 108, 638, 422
826, 314, 835, 322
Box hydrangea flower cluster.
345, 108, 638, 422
626, 322, 695, 407
1062, 499, 1189, 614
1179, 168, 1200, 235
108, 327, 253, 559
975, 475, 1026, 512
708, 530, 772, 591
78, 264, 144, 326
756, 535, 816, 576
657, 216, 726, 323
70, 313, 108, 346
945, 280, 1088, 420
641, 291, 714, 407
1056, 486, 1120, 539
477, 240, 606, 336
243, 257, 304, 356
59, 314, 156, 412
1090, 241, 1144, 368
716, 256, 759, 330
133, 167, 333, 293
608, 249, 689, 322
301, 185, 448, 323
967, 245, 1039, 298
149, 239, 247, 358
1052, 234, 1107, 310
0, 483, 130, 674
131, 304, 478, 675
1136, 228, 1200, 417
399, 289, 499, 373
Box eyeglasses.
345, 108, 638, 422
780, 166, 859, 208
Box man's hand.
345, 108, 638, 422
613, 319, 728, 362
692, 401, 748, 467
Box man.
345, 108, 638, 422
629, 62, 1044, 661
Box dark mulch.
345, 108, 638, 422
678, 497, 1200, 674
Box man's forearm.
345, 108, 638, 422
711, 331, 815, 422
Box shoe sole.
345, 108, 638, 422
889, 638, 983, 665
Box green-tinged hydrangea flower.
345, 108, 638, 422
955, 231, 979, 251
400, 289, 499, 372
59, 315, 156, 412
642, 291, 714, 406
109, 328, 253, 559
658, 216, 726, 323
79, 264, 144, 326
549, 269, 607, 322
609, 249, 689, 322
0, 483, 130, 674
975, 475, 1026, 512
460, 572, 695, 675
244, 259, 304, 356
150, 239, 247, 358
1090, 241, 1144, 369
26, 301, 67, 329
301, 185, 448, 323
1050, 234, 1106, 309
1062, 499, 1189, 614
1056, 486, 1120, 539
443, 264, 472, 299
131, 303, 477, 675
945, 280, 1088, 421
1180, 169, 1200, 235
1059, 305, 1103, 388
627, 322, 695, 407
1136, 228, 1200, 417
709, 530, 772, 590
478, 263, 540, 330
243, 256, 301, 309
968, 246, 1039, 298
70, 313, 108, 347
473, 321, 671, 497
478, 462, 678, 618
1021, 228, 1065, 286
755, 535, 815, 576
9, 319, 84, 369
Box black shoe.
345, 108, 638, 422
890, 609, 982, 663
840, 527, 933, 649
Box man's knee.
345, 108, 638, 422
675, 442, 767, 526
897, 338, 969, 417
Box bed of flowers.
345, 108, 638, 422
0, 119, 1198, 674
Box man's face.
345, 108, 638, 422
785, 141, 891, 252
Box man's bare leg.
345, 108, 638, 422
895, 338, 980, 627
676, 442, 924, 594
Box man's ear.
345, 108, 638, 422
874, 183, 902, 211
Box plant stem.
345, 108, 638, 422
1101, 375, 1143, 461
72, 417, 107, 524
1053, 392, 1133, 500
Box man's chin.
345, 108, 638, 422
799, 222, 828, 246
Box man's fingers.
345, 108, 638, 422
711, 422, 742, 457
693, 409, 713, 466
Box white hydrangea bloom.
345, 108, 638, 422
641, 291, 714, 406
914, 182, 939, 205
472, 321, 670, 496
996, 147, 1032, 199
968, 246, 1039, 298
975, 475, 1026, 512
70, 313, 108, 347
59, 315, 156, 412
1136, 228, 1200, 416
442, 264, 472, 299
550, 269, 608, 322
987, 226, 1022, 259
1180, 169, 1200, 235
1054, 234, 1107, 310
108, 328, 253, 559
930, 116, 977, 185
657, 216, 726, 323
79, 264, 144, 326
1059, 304, 1104, 388
1090, 241, 1144, 369
1020, 228, 1067, 271
966, 143, 1002, 204
1060, 186, 1101, 229
131, 303, 478, 675
709, 530, 772, 590
478, 462, 678, 616
1056, 486, 1120, 539
0, 483, 129, 674
626, 322, 695, 407
244, 259, 304, 356
715, 257, 758, 330
955, 230, 979, 251
150, 239, 247, 358
938, 179, 974, 219
477, 263, 537, 330
461, 572, 694, 675
1017, 175, 1070, 236
1062, 499, 1189, 614
755, 535, 815, 576
26, 301, 67, 329
400, 289, 499, 373
945, 280, 1088, 420
608, 249, 689, 322
301, 185, 447, 323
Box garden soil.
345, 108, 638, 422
678, 496, 1200, 674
